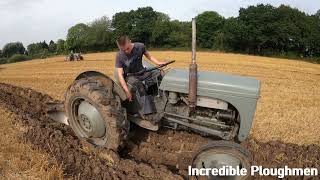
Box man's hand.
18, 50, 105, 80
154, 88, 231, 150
157, 61, 167, 65
117, 68, 133, 101
125, 90, 133, 101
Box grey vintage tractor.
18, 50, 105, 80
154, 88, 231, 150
48, 19, 260, 179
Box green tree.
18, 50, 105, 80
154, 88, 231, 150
48, 40, 57, 53
151, 13, 171, 47
8, 54, 31, 63
56, 39, 66, 54
41, 41, 49, 50
131, 7, 158, 45
234, 4, 319, 56
112, 11, 134, 38
66, 23, 90, 51
196, 11, 225, 49
2, 42, 25, 58
27, 43, 43, 56
167, 21, 191, 48
112, 7, 158, 45
112, 7, 192, 48
222, 17, 249, 52
316, 10, 320, 18
238, 4, 280, 54
27, 41, 51, 58
87, 16, 114, 51
0, 50, 6, 64
303, 15, 320, 57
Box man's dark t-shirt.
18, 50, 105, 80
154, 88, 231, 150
115, 43, 146, 75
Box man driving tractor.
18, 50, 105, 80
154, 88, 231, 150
115, 35, 167, 127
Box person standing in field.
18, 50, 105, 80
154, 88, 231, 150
115, 35, 166, 125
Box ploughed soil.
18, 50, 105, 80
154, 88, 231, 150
0, 82, 319, 179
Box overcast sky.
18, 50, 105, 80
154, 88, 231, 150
0, 0, 319, 48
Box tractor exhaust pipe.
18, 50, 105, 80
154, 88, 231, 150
188, 18, 198, 109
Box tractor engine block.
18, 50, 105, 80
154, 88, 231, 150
163, 93, 239, 140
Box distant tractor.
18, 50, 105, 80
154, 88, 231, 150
48, 19, 260, 179
65, 52, 83, 61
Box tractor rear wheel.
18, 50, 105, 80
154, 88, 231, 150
191, 141, 252, 180
65, 78, 129, 151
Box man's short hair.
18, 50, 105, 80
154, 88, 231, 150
117, 35, 130, 46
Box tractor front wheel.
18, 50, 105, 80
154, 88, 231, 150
191, 141, 252, 180
65, 78, 129, 151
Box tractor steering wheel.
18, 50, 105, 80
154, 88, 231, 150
146, 60, 175, 72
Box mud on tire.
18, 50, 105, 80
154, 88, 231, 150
65, 78, 129, 151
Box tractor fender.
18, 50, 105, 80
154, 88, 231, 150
75, 71, 127, 101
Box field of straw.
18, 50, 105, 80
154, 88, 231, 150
0, 51, 319, 146
0, 106, 63, 179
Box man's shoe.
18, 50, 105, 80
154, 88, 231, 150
128, 114, 159, 131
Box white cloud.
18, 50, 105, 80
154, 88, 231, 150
0, 0, 45, 12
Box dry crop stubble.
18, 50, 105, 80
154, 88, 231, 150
0, 106, 63, 179
0, 51, 319, 146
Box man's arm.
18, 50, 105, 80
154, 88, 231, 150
117, 68, 132, 101
144, 51, 166, 65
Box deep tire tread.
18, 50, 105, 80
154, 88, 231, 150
65, 78, 129, 151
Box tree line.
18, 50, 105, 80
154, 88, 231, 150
1, 4, 320, 64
